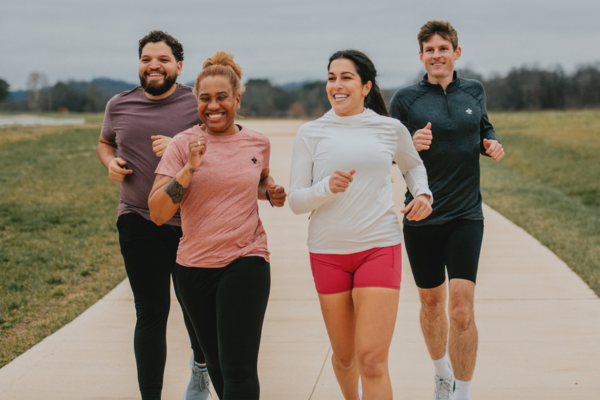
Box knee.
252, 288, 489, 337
420, 297, 445, 319
134, 301, 170, 325
332, 352, 355, 370
356, 349, 386, 379
221, 362, 253, 382
449, 304, 474, 332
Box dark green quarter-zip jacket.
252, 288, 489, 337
389, 72, 499, 226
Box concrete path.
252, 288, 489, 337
1, 119, 599, 399
0, 115, 86, 128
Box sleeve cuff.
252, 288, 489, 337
322, 175, 332, 194
414, 188, 434, 205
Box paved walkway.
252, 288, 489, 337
0, 115, 86, 128
1, 120, 599, 399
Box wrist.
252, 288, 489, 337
265, 189, 274, 207
324, 176, 332, 194
184, 163, 196, 175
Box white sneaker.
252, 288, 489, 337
183, 354, 211, 400
432, 363, 455, 400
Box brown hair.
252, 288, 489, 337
417, 20, 458, 52
193, 51, 245, 98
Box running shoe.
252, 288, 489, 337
184, 354, 211, 400
432, 363, 455, 400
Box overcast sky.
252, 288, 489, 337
1, 0, 598, 91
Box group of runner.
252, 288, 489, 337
97, 20, 504, 400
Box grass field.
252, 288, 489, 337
481, 110, 600, 295
0, 116, 125, 368
0, 110, 598, 369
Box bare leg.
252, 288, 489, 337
318, 291, 360, 400
353, 287, 399, 400
448, 279, 478, 381
418, 282, 448, 360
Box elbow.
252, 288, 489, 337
148, 199, 167, 226
149, 209, 166, 226
289, 206, 303, 215
287, 194, 301, 215
288, 198, 307, 215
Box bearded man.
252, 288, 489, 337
97, 30, 210, 400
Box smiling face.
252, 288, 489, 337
326, 58, 372, 117
138, 41, 182, 99
197, 75, 240, 136
419, 34, 461, 88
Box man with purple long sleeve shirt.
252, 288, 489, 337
97, 30, 210, 400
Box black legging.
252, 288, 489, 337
174, 256, 271, 400
117, 213, 205, 400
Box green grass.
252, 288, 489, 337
0, 115, 125, 368
0, 110, 598, 369
481, 110, 600, 295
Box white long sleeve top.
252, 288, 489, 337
289, 108, 432, 254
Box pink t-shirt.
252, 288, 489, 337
156, 125, 271, 268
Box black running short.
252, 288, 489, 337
403, 219, 484, 289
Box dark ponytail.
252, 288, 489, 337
328, 50, 389, 117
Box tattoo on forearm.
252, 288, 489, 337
164, 177, 187, 204
189, 168, 195, 175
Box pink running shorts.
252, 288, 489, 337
309, 244, 402, 295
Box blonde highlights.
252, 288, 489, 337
194, 51, 245, 98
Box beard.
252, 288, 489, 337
139, 69, 178, 96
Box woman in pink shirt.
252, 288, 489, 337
148, 51, 286, 400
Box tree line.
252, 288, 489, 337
459, 64, 600, 111
1, 63, 600, 115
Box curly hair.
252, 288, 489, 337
194, 51, 245, 98
417, 20, 458, 52
138, 30, 184, 62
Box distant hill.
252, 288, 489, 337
5, 77, 138, 112
8, 90, 26, 102
90, 78, 137, 93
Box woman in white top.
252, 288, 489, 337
289, 50, 433, 400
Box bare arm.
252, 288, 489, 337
257, 168, 287, 207
148, 134, 206, 225
148, 169, 194, 225
97, 136, 133, 181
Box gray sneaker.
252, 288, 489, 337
183, 354, 211, 400
432, 363, 455, 400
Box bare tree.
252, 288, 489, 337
26, 72, 50, 111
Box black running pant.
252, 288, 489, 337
117, 213, 205, 400
174, 257, 271, 400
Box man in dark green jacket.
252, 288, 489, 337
389, 20, 504, 400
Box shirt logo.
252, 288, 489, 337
466, 108, 473, 114
251, 157, 257, 164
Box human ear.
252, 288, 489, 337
454, 47, 462, 60
363, 81, 373, 97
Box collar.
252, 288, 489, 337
420, 71, 460, 93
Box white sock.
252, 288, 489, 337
432, 354, 452, 378
454, 378, 471, 400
